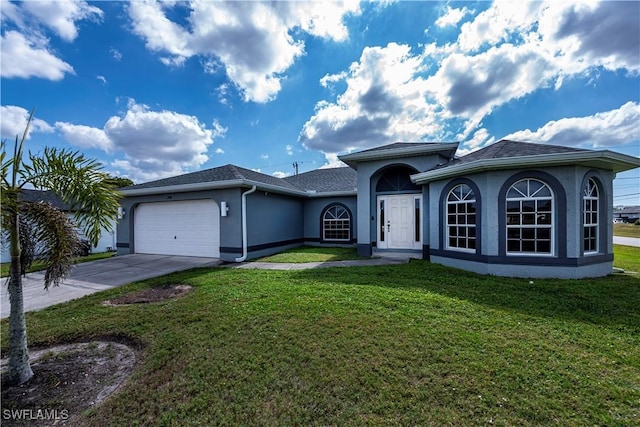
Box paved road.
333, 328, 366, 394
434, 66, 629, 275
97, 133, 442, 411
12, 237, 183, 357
1, 254, 220, 318
613, 236, 640, 247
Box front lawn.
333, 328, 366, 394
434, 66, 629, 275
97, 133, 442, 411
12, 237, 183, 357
2, 256, 638, 425
614, 222, 640, 238
257, 245, 369, 263
0, 251, 116, 277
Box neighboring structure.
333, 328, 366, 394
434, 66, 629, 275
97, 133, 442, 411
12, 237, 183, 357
0, 189, 117, 263
613, 206, 640, 223
117, 140, 640, 278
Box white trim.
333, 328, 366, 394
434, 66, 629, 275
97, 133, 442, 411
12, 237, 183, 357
235, 186, 257, 262
340, 142, 459, 168
411, 150, 640, 184
505, 179, 555, 256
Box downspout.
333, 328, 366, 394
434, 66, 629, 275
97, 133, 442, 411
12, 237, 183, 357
235, 185, 257, 262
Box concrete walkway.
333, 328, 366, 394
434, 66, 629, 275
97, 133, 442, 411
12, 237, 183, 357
230, 257, 410, 270
613, 236, 640, 247
1, 254, 220, 318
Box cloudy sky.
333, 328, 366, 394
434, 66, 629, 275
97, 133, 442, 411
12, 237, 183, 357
1, 0, 638, 204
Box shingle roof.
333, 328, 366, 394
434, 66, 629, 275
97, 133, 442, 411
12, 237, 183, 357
448, 139, 591, 167
284, 167, 357, 193
123, 164, 301, 193
20, 189, 72, 211
122, 162, 360, 196
353, 142, 431, 154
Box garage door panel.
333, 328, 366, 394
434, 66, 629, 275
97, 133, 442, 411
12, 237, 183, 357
134, 200, 220, 257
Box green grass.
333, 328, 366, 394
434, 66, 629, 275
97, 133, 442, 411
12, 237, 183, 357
257, 245, 369, 263
614, 222, 640, 238
2, 255, 638, 425
614, 244, 640, 273
0, 251, 116, 277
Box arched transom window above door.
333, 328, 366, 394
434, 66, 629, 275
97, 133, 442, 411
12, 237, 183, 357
376, 166, 419, 192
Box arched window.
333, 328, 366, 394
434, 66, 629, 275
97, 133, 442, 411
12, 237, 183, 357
583, 178, 599, 253
322, 205, 351, 241
376, 166, 419, 192
506, 178, 553, 254
446, 184, 476, 251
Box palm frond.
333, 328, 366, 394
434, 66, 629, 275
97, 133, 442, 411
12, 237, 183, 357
19, 201, 81, 289
23, 147, 121, 247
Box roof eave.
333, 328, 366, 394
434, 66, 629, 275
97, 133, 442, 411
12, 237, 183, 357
339, 142, 460, 168
120, 179, 308, 197
305, 190, 358, 198
411, 151, 640, 184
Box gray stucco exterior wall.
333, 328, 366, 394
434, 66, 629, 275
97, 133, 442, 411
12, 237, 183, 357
354, 155, 447, 256
243, 191, 304, 260
302, 196, 357, 243
427, 166, 615, 278
116, 188, 243, 262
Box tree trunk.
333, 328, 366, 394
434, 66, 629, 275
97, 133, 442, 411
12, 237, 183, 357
6, 213, 33, 385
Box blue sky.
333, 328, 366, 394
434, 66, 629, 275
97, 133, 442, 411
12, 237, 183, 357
1, 0, 638, 205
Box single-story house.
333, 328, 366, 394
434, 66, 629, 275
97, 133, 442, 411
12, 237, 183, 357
117, 140, 640, 278
1, 189, 117, 263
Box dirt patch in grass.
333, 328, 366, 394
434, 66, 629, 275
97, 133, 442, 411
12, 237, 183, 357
1, 341, 136, 426
102, 284, 192, 306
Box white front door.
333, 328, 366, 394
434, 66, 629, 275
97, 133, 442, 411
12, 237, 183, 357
377, 195, 421, 250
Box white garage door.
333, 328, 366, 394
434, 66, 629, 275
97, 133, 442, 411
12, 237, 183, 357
134, 199, 220, 257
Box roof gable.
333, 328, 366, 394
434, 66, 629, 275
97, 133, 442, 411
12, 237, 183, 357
339, 141, 459, 168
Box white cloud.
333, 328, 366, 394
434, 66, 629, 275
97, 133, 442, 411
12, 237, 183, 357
96, 75, 107, 84
55, 122, 112, 151
299, 43, 439, 155
426, 43, 556, 137
0, 105, 54, 140
298, 1, 640, 159
126, 0, 361, 103
503, 102, 640, 149
286, 144, 294, 156
456, 128, 496, 156
0, 0, 101, 80
110, 48, 122, 61
20, 0, 102, 42
215, 148, 225, 154
319, 152, 348, 169
272, 171, 290, 178
435, 6, 472, 28
0, 31, 74, 80
56, 101, 224, 182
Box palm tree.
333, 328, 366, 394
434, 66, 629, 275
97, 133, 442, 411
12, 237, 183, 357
1, 110, 121, 385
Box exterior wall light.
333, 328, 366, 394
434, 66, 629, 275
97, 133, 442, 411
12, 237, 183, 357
221, 201, 229, 217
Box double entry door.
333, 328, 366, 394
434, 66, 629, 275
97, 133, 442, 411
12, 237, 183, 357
377, 194, 422, 250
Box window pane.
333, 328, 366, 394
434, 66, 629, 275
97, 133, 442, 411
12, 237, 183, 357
522, 201, 535, 212
507, 201, 520, 212
537, 241, 551, 253
446, 184, 477, 251
507, 240, 520, 252
506, 178, 554, 255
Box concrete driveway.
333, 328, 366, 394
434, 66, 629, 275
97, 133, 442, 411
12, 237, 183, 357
1, 254, 220, 318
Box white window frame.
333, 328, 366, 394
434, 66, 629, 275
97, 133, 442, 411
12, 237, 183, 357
446, 184, 477, 253
506, 178, 554, 256
322, 205, 351, 242
583, 178, 599, 254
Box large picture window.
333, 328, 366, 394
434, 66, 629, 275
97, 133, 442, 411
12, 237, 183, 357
446, 184, 476, 251
583, 178, 599, 253
506, 178, 553, 255
322, 205, 351, 241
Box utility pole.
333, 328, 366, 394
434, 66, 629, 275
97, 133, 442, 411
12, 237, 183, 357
293, 161, 299, 175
